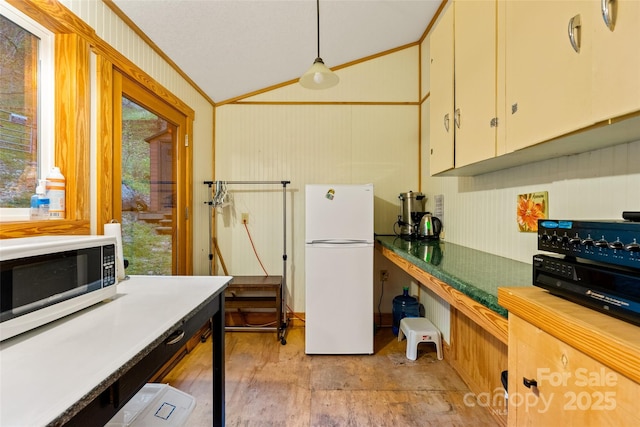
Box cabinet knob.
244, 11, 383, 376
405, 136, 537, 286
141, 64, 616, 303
523, 377, 538, 389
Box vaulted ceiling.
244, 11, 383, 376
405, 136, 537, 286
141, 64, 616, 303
110, 0, 442, 104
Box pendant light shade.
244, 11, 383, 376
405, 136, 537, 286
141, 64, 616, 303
299, 0, 339, 89
299, 57, 339, 89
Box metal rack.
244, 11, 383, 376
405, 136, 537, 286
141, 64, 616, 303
204, 180, 291, 344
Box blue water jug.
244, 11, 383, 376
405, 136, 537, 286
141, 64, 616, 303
392, 287, 420, 335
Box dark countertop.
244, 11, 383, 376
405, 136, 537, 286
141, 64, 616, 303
375, 235, 532, 317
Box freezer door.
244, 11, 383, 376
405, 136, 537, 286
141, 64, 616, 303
305, 184, 374, 243
305, 244, 373, 354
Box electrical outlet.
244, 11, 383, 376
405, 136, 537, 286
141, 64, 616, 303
241, 213, 249, 224
380, 270, 389, 281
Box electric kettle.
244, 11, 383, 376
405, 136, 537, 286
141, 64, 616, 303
418, 213, 442, 240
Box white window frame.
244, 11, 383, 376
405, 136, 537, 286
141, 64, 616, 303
0, 0, 55, 221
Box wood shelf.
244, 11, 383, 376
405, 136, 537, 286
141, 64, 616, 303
225, 275, 284, 341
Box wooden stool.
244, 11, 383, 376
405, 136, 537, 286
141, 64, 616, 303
398, 317, 443, 361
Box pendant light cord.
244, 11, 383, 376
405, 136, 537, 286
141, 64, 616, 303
299, 0, 338, 88
316, 0, 320, 58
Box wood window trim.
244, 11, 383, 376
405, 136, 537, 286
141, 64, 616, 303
1, 0, 195, 243
0, 18, 91, 238
107, 69, 193, 274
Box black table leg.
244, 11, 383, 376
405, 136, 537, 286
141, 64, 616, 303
212, 293, 225, 427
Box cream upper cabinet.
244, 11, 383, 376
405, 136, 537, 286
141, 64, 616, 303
453, 0, 497, 168
429, 0, 639, 176
429, 5, 455, 175
430, 1, 496, 175
592, 0, 640, 121
505, 1, 594, 152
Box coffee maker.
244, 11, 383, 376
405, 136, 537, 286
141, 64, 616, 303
397, 191, 426, 239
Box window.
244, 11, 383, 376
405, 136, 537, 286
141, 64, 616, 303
0, 0, 54, 220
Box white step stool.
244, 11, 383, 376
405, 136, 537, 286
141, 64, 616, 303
398, 317, 443, 361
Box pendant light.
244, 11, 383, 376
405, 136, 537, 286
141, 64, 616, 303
299, 0, 339, 89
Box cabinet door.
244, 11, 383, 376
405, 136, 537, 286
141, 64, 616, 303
454, 0, 497, 167
505, 1, 593, 152
592, 0, 640, 121
508, 315, 640, 426
429, 5, 455, 175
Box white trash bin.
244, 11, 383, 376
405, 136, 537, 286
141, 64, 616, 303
106, 383, 196, 427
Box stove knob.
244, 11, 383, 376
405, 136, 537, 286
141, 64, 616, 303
550, 234, 559, 243
540, 234, 550, 242
561, 234, 570, 244
595, 239, 609, 248
625, 241, 640, 252
569, 236, 581, 245
609, 240, 624, 250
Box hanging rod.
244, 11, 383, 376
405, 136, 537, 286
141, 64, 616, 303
204, 180, 290, 186
203, 178, 291, 339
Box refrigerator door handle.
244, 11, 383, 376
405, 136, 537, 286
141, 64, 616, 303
307, 239, 372, 246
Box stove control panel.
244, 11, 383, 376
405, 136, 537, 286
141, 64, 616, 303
537, 219, 640, 270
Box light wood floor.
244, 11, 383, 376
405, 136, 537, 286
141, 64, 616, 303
161, 326, 498, 426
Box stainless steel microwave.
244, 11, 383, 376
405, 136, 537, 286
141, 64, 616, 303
0, 235, 118, 341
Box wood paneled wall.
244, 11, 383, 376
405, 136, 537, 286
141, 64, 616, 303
214, 47, 422, 312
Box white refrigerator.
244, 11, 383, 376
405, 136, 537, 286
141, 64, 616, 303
305, 184, 374, 354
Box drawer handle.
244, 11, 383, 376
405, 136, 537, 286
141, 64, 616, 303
165, 330, 185, 345
523, 377, 538, 389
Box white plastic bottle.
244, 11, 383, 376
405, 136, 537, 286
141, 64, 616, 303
46, 166, 66, 219
30, 180, 50, 220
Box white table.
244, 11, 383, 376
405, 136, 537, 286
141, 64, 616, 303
0, 275, 230, 426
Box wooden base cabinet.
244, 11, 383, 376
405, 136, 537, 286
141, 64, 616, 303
450, 308, 508, 426
508, 314, 639, 426
499, 288, 640, 427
